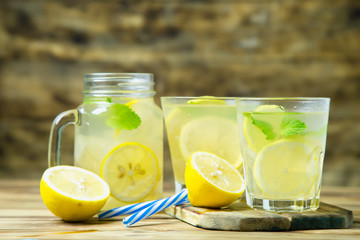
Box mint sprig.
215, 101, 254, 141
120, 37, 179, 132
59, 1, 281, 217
243, 112, 307, 140
280, 117, 306, 137
243, 113, 277, 140
106, 101, 141, 130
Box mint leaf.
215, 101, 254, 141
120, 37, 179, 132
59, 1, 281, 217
243, 113, 277, 140
106, 97, 112, 103
280, 117, 306, 137
252, 118, 277, 140
106, 103, 141, 130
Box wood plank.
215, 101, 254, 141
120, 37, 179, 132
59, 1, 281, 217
0, 180, 359, 239
165, 200, 353, 231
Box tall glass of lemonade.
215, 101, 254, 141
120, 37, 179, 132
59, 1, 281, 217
236, 98, 330, 212
161, 97, 243, 193
49, 73, 163, 210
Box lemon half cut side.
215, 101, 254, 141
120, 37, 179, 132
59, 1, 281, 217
40, 165, 110, 222
101, 142, 159, 203
185, 152, 245, 208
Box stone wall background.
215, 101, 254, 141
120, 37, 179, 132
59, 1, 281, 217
0, 0, 359, 186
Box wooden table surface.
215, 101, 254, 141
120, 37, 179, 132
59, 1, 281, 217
1, 180, 359, 239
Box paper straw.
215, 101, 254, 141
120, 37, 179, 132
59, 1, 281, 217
123, 188, 189, 227
98, 199, 159, 219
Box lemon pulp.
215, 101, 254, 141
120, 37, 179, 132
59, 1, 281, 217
40, 165, 110, 222
180, 116, 242, 169
254, 139, 318, 199
101, 142, 159, 203
185, 152, 244, 208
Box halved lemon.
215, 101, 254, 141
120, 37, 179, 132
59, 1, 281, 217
101, 142, 159, 203
243, 104, 284, 152
179, 116, 242, 169
40, 165, 110, 222
185, 152, 245, 208
254, 139, 318, 199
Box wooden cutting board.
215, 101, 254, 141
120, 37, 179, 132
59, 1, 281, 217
165, 200, 353, 231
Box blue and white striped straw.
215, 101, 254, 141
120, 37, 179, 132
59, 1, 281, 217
98, 199, 160, 219
123, 188, 189, 227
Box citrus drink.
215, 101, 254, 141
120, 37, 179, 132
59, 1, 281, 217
161, 97, 243, 192
237, 98, 330, 212
74, 97, 163, 210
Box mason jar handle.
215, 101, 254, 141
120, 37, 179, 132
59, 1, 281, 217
48, 110, 79, 167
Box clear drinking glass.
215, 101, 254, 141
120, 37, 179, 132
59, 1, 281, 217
48, 73, 163, 210
236, 97, 330, 212
161, 96, 243, 193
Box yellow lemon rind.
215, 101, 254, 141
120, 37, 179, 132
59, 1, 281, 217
40, 166, 110, 222
185, 152, 244, 208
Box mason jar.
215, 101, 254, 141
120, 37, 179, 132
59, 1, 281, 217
48, 73, 163, 210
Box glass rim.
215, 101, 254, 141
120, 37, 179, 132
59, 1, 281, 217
82, 73, 155, 97
236, 97, 330, 102
160, 96, 238, 100
84, 72, 153, 79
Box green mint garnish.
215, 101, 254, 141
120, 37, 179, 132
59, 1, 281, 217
243, 113, 277, 140
280, 117, 306, 137
106, 103, 141, 130
106, 97, 112, 103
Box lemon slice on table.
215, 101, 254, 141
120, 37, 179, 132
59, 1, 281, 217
254, 139, 318, 199
40, 165, 110, 222
185, 152, 245, 208
179, 116, 242, 169
101, 142, 159, 203
243, 104, 284, 152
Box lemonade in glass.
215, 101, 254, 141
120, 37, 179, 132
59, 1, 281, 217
236, 98, 330, 212
49, 73, 163, 211
161, 97, 243, 193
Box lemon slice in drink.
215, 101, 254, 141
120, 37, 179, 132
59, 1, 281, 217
254, 139, 317, 199
185, 152, 245, 208
243, 105, 284, 152
179, 116, 242, 169
187, 96, 226, 105
101, 142, 159, 203
40, 166, 110, 222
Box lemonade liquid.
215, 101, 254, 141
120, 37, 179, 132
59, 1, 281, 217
162, 97, 243, 193
74, 96, 163, 210
237, 101, 329, 212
